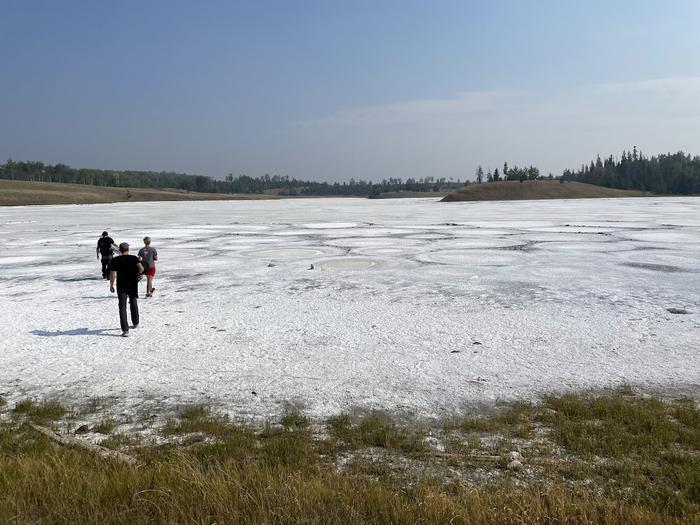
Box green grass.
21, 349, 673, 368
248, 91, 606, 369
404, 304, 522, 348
0, 388, 697, 524
443, 401, 535, 438
160, 404, 236, 438
11, 398, 66, 423
327, 412, 428, 454
540, 391, 699, 458
259, 421, 316, 469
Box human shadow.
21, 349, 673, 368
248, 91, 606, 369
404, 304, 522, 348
31, 327, 122, 337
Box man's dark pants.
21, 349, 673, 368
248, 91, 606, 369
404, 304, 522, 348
118, 289, 139, 332
101, 255, 113, 278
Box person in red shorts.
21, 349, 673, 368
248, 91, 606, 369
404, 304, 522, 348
137, 236, 158, 297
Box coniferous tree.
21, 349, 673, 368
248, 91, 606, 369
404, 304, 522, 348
559, 149, 700, 195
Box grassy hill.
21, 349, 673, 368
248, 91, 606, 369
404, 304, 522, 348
0, 179, 279, 206
441, 180, 649, 202
370, 191, 451, 199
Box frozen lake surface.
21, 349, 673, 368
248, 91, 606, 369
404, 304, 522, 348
1, 197, 699, 419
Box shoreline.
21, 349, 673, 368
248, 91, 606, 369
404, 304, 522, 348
1, 386, 697, 523
3, 381, 698, 429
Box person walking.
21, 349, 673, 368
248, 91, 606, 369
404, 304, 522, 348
96, 231, 117, 279
109, 242, 144, 337
138, 236, 158, 297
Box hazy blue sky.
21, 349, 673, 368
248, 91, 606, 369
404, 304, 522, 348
1, 0, 699, 181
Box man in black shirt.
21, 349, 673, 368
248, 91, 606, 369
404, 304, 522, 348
109, 242, 144, 337
96, 231, 117, 279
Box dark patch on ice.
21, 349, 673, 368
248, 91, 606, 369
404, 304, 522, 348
667, 308, 690, 315
564, 224, 610, 228
631, 246, 667, 251
289, 278, 322, 291
622, 262, 689, 273
8, 289, 44, 298
496, 241, 539, 252
168, 272, 205, 282
55, 275, 103, 283
2, 275, 48, 284
406, 256, 448, 267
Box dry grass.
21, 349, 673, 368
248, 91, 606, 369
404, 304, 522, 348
370, 191, 451, 199
0, 388, 697, 524
442, 180, 650, 202
0, 179, 279, 206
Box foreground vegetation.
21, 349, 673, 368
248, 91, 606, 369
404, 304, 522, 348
442, 180, 648, 202
0, 388, 697, 524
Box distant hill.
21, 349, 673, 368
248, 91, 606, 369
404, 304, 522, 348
0, 179, 278, 206
441, 180, 649, 202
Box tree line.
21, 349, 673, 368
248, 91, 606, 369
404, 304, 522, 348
474, 163, 545, 184
472, 149, 700, 195
5, 149, 699, 196
0, 159, 461, 197
560, 148, 700, 195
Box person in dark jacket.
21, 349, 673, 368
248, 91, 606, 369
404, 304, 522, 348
96, 231, 118, 279
109, 242, 144, 337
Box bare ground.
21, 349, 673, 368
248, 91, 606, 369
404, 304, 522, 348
442, 180, 650, 202
0, 179, 279, 206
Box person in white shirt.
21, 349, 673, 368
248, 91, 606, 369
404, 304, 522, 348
137, 236, 158, 297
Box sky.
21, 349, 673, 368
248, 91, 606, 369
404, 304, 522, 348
1, 0, 699, 182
